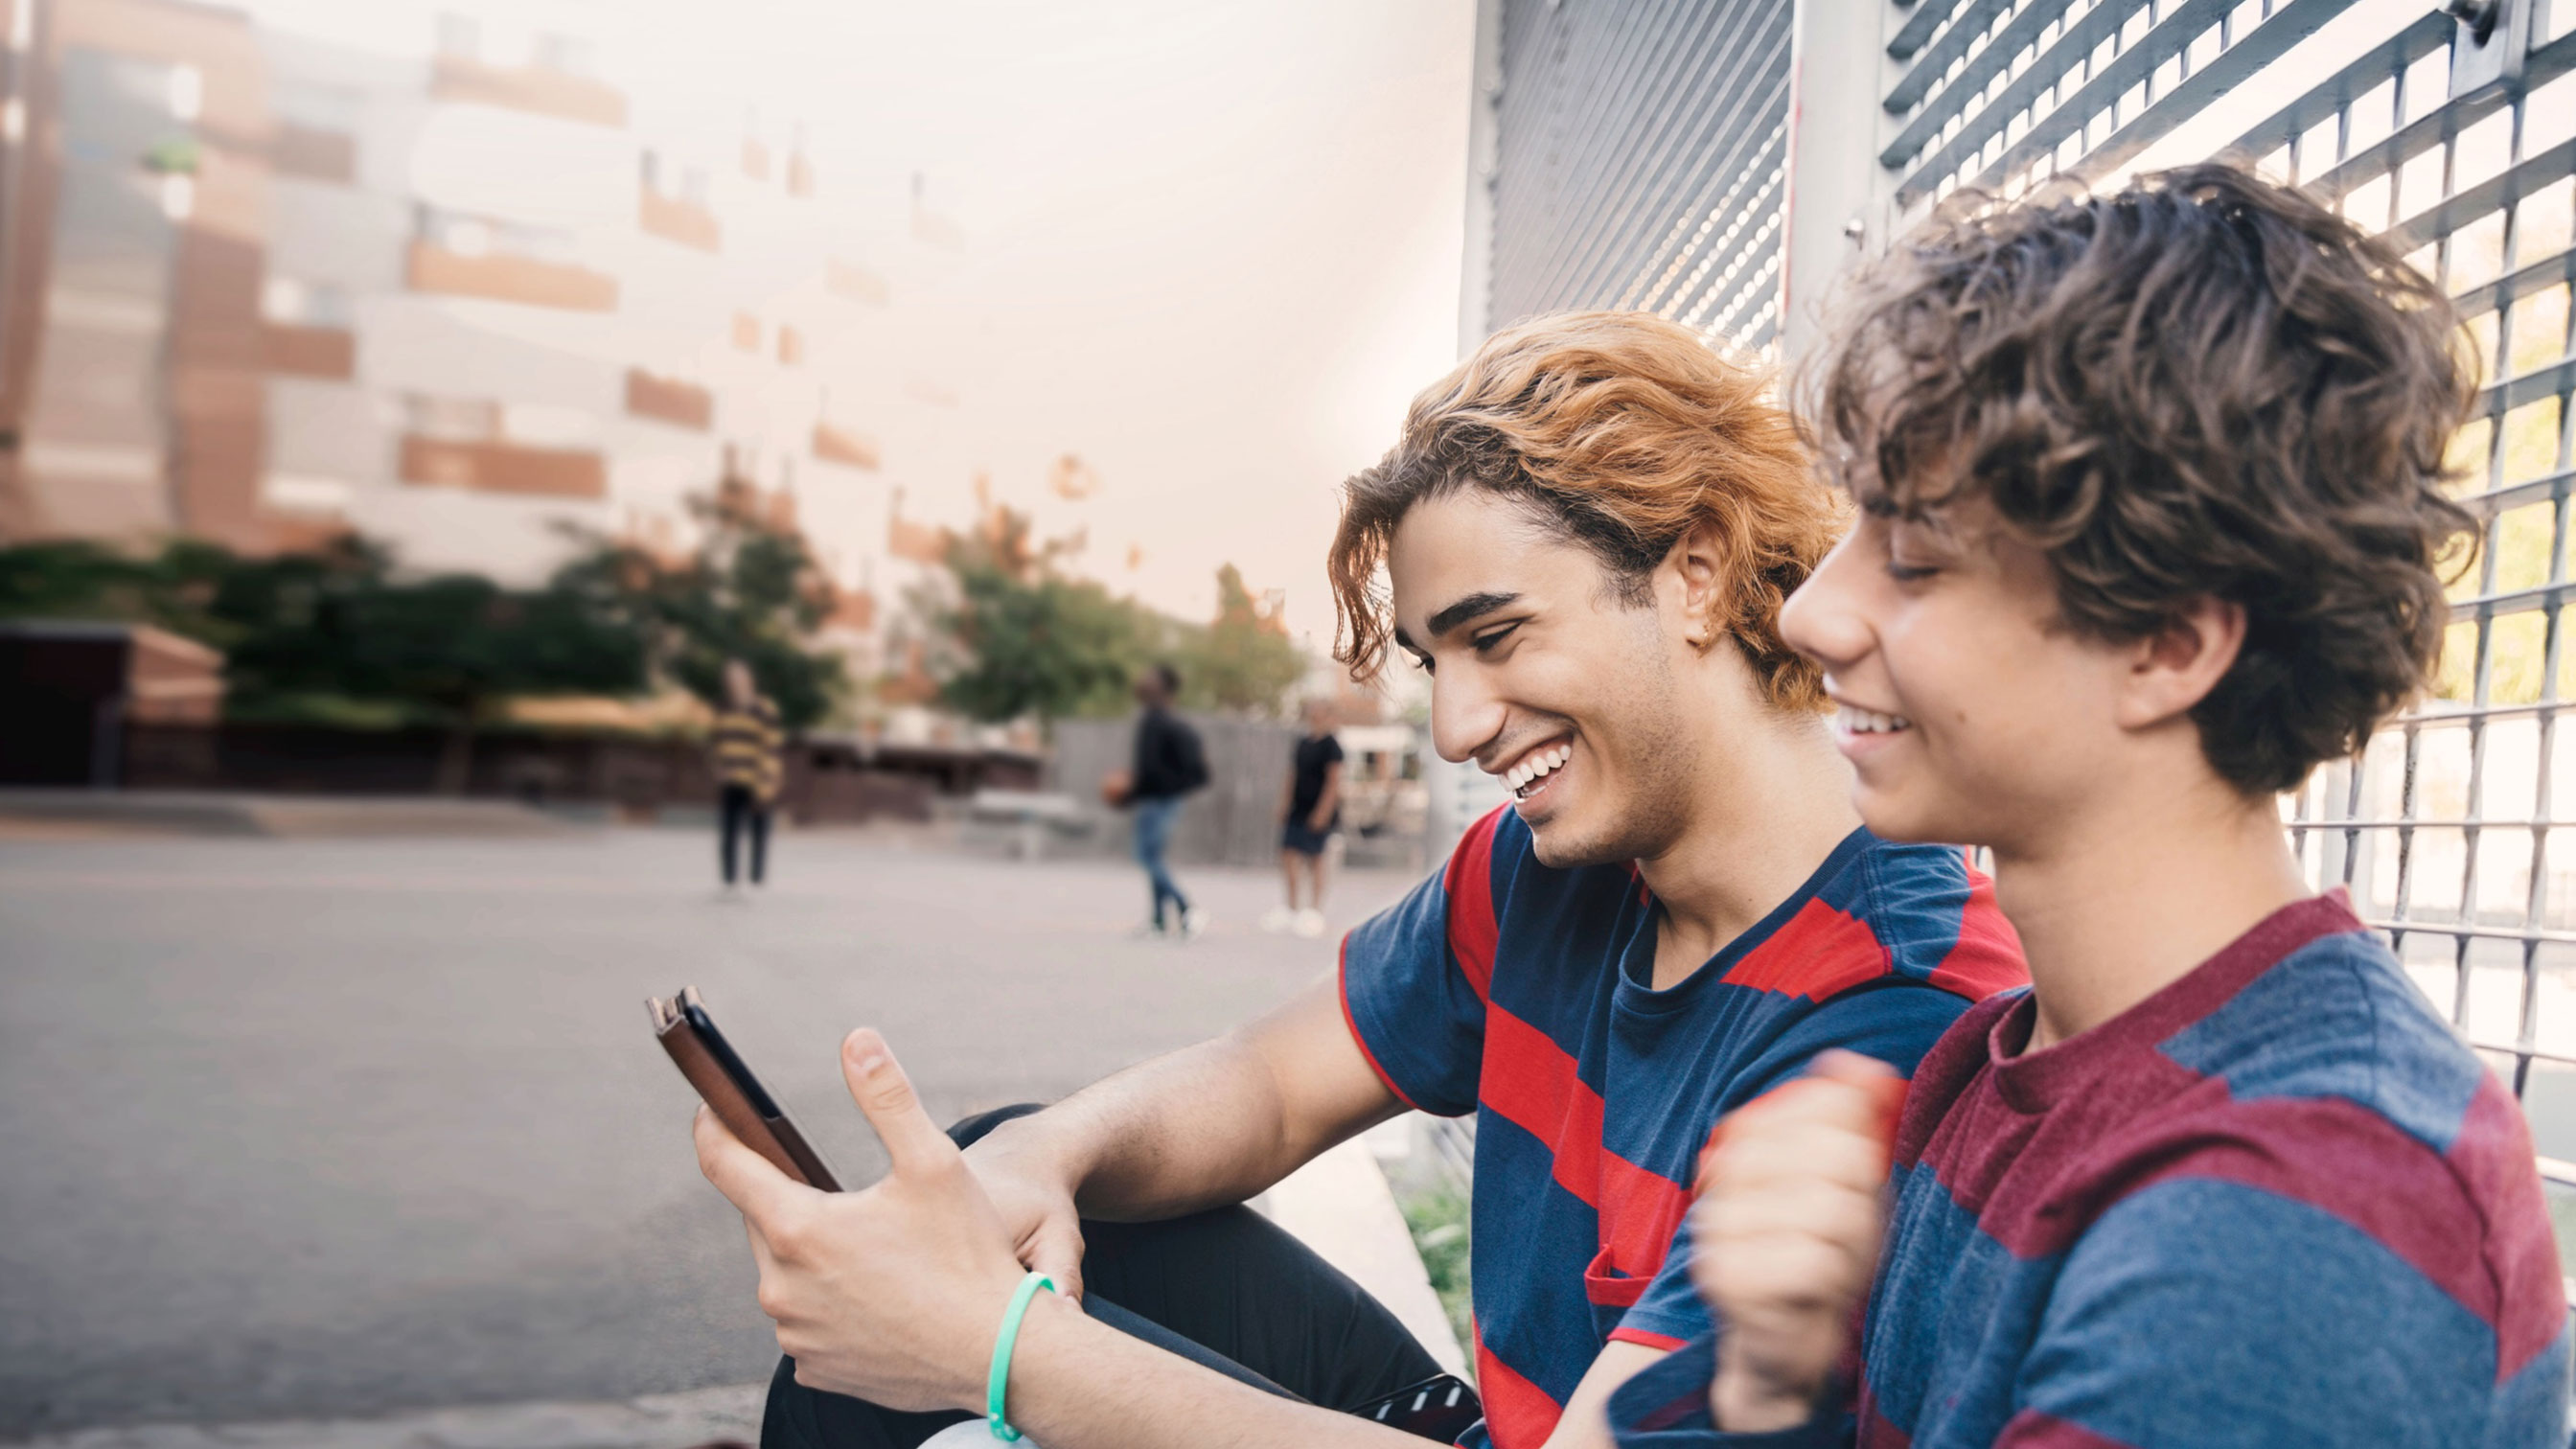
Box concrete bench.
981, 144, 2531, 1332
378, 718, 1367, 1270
964, 789, 1092, 860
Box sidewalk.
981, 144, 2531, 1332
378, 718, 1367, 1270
0, 790, 581, 840
6, 1131, 1460, 1449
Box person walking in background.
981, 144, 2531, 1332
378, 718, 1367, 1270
1262, 698, 1342, 938
1118, 663, 1208, 937
711, 657, 783, 896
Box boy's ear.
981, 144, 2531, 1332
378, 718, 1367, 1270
2114, 596, 2246, 730
1663, 521, 1731, 648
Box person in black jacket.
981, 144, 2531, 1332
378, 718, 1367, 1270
1119, 663, 1208, 937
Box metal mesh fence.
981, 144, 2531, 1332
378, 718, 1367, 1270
1485, 0, 1791, 356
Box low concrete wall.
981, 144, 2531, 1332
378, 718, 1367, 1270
1046, 714, 1300, 866
117, 724, 942, 825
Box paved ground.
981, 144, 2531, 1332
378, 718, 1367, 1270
0, 828, 1420, 1438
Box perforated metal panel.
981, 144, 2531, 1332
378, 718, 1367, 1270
1483, 0, 1792, 356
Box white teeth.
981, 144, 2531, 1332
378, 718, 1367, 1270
1500, 743, 1574, 797
1837, 705, 1913, 735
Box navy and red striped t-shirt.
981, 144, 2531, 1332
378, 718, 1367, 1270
1340, 806, 2026, 1449
1607, 890, 2573, 1448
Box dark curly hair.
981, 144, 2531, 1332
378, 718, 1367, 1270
1807, 164, 2480, 796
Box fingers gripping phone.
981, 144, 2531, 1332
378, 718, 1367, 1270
650, 985, 840, 1191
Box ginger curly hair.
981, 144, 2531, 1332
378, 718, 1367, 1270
1328, 310, 1840, 710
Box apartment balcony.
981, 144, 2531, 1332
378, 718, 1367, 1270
400, 436, 607, 498
408, 242, 617, 312
638, 191, 719, 253
889, 516, 950, 564
626, 369, 712, 430
272, 124, 356, 185
430, 55, 628, 128
829, 587, 876, 633
827, 258, 888, 305
813, 423, 879, 470
262, 324, 356, 380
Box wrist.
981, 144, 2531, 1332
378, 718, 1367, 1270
981, 1276, 1077, 1425
971, 1116, 1092, 1198
1711, 1343, 1826, 1434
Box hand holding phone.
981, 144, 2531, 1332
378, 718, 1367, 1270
650, 985, 840, 1190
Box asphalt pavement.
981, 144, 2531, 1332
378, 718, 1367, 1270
0, 828, 1419, 1438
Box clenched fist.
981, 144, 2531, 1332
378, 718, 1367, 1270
1691, 1050, 1906, 1433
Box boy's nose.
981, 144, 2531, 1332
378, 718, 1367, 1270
1780, 541, 1869, 669
1429, 669, 1507, 766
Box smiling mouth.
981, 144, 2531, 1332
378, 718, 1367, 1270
1834, 704, 1914, 738
1500, 741, 1573, 801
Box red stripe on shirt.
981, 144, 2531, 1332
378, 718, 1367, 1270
1606, 1325, 1689, 1351
1596, 1143, 1691, 1282
2449, 1075, 2566, 1379
1995, 1409, 2135, 1446
1723, 897, 1888, 999
1928, 872, 2029, 1000
2108, 1092, 2544, 1366
1336, 933, 1426, 1114
1481, 1003, 1605, 1208
1443, 809, 1504, 1001
1474, 1322, 1565, 1449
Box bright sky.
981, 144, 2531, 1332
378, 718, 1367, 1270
244, 0, 1479, 648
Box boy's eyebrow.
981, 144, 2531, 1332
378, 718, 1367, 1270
1424, 590, 1522, 640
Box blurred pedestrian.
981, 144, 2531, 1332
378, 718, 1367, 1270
711, 657, 783, 896
1262, 699, 1342, 938
1118, 663, 1208, 937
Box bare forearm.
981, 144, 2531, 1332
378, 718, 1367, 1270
974, 981, 1395, 1221
1007, 1293, 1417, 1449
983, 1035, 1301, 1221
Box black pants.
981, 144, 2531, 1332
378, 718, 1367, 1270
721, 784, 770, 886
761, 1106, 1443, 1449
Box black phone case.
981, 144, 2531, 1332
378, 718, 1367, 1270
1354, 1373, 1482, 1441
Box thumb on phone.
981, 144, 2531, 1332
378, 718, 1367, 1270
841, 1028, 964, 1179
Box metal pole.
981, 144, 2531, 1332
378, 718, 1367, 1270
1457, 0, 1504, 357
1778, 0, 1896, 365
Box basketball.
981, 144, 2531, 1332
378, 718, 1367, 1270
1099, 769, 1133, 807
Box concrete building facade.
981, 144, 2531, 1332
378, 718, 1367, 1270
0, 0, 897, 667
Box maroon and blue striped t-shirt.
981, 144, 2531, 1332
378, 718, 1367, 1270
1607, 890, 2573, 1448
1340, 806, 2026, 1449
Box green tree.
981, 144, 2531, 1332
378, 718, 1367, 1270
227, 567, 647, 791
923, 505, 1308, 724
1171, 564, 1304, 717
555, 478, 850, 730
0, 535, 645, 786
932, 506, 1149, 723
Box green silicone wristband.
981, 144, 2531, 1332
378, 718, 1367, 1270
985, 1271, 1055, 1441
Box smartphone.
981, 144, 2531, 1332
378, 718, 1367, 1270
649, 985, 841, 1191
1352, 1373, 1482, 1442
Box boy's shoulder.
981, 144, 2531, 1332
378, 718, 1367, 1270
2153, 925, 2492, 1158
1833, 836, 2027, 1002
2082, 926, 2561, 1346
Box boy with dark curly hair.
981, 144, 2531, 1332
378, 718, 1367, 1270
1609, 165, 2572, 1447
